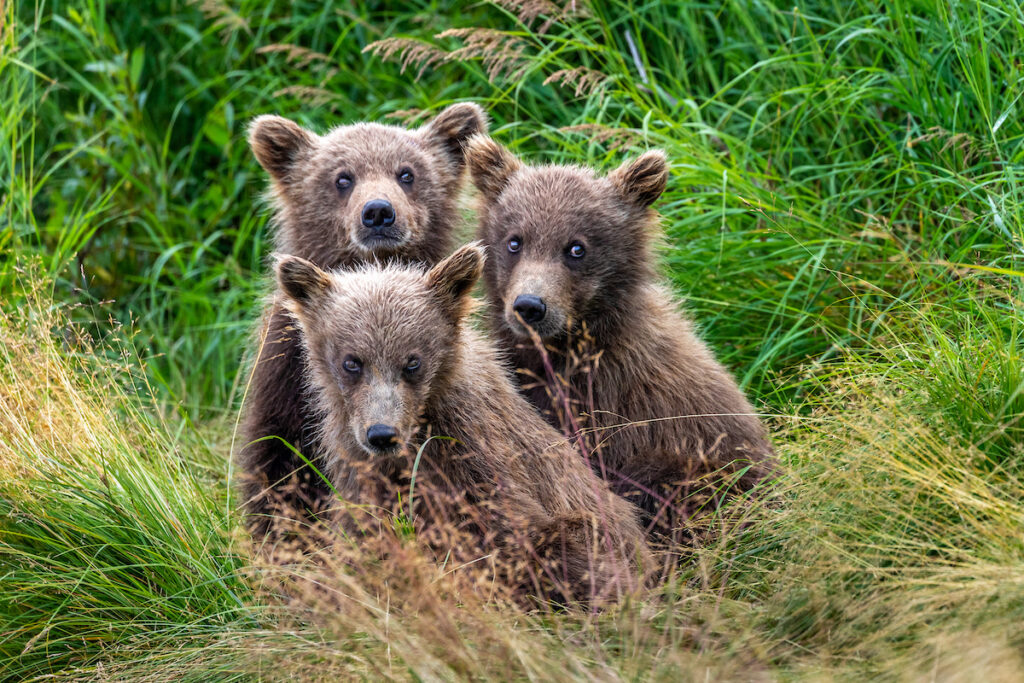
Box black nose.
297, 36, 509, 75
366, 423, 398, 450
512, 294, 547, 325
361, 199, 395, 230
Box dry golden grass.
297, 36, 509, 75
3, 285, 1023, 680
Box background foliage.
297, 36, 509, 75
1, 0, 1022, 679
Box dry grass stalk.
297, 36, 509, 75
362, 38, 447, 79
907, 125, 990, 166
544, 66, 608, 97
250, 437, 650, 609
493, 0, 589, 32
256, 43, 332, 69
435, 28, 531, 81
384, 107, 430, 125
189, 0, 250, 40
271, 85, 338, 107
560, 123, 641, 151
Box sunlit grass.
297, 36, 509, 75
2, 284, 1021, 679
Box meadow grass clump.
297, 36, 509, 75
0, 274, 268, 679
2, 274, 1023, 678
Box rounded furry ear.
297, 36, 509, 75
464, 135, 522, 201
608, 150, 669, 208
426, 243, 486, 324
275, 255, 332, 306
249, 115, 316, 182
419, 102, 489, 171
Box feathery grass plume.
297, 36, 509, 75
560, 123, 640, 150
906, 125, 991, 167
256, 43, 332, 69
543, 66, 607, 97
492, 0, 588, 32
385, 107, 430, 125
256, 43, 339, 84
435, 28, 532, 81
270, 85, 339, 108
188, 0, 250, 40
362, 37, 448, 79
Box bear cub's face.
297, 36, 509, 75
250, 104, 487, 264
276, 245, 484, 460
465, 137, 668, 341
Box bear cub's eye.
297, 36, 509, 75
336, 174, 353, 192
507, 236, 522, 254
342, 356, 362, 374
567, 242, 586, 259
398, 168, 414, 185
403, 356, 421, 375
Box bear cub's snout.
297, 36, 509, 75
512, 294, 546, 325
365, 423, 400, 452
361, 199, 396, 231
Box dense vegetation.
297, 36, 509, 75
1, 0, 1022, 679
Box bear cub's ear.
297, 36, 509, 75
275, 255, 332, 307
249, 115, 316, 182
608, 150, 669, 208
420, 102, 489, 171
464, 135, 522, 201
427, 243, 486, 324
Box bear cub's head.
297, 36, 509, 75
276, 244, 485, 461
465, 136, 668, 341
251, 104, 487, 266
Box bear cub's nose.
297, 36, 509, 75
512, 294, 547, 325
366, 423, 399, 451
362, 199, 396, 230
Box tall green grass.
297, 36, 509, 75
12, 0, 1022, 417
2, 0, 1023, 679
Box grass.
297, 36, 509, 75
1, 0, 1023, 679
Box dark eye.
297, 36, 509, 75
567, 242, 586, 259
507, 236, 522, 253
336, 174, 353, 191
404, 356, 421, 374
398, 168, 414, 184
342, 356, 362, 374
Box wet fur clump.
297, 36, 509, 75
275, 245, 650, 604
465, 136, 776, 544
238, 104, 487, 540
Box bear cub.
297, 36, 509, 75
465, 137, 775, 542
239, 104, 487, 540
276, 244, 650, 603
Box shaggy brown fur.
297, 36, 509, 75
465, 137, 776, 542
276, 245, 650, 603
239, 104, 487, 539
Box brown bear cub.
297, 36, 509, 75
239, 104, 487, 540
465, 137, 775, 543
275, 244, 650, 603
